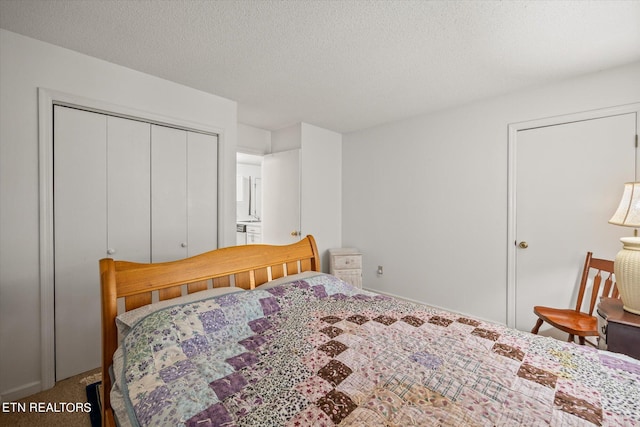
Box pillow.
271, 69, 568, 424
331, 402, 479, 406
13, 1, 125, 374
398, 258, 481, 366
116, 286, 244, 336
255, 270, 328, 289
116, 272, 329, 336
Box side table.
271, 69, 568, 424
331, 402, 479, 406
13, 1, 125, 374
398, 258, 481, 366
597, 297, 640, 360
329, 248, 362, 289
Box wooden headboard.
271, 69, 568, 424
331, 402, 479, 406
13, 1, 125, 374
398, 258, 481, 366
99, 235, 320, 427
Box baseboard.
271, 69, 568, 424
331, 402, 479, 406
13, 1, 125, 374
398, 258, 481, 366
0, 380, 42, 402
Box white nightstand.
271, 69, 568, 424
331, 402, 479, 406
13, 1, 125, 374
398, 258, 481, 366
329, 248, 362, 288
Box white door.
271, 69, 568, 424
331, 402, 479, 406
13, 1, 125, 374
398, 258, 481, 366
186, 132, 219, 256
151, 127, 219, 260
151, 125, 188, 262
54, 106, 107, 380
514, 113, 637, 334
54, 107, 218, 380
262, 149, 301, 245
107, 116, 151, 263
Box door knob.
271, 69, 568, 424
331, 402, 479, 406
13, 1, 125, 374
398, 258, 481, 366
180, 242, 187, 248
107, 248, 116, 255
518, 241, 529, 249
291, 230, 300, 237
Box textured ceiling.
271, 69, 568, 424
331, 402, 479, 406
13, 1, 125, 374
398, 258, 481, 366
1, 0, 639, 133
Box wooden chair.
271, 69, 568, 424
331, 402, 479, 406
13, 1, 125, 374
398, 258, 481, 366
531, 252, 618, 345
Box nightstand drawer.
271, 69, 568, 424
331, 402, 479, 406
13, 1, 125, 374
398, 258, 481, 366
246, 224, 261, 234
329, 248, 363, 289
333, 255, 362, 270
334, 269, 362, 288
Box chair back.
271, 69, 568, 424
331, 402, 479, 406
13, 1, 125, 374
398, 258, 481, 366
575, 252, 617, 315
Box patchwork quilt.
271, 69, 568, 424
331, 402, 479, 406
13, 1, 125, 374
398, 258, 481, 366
118, 274, 640, 426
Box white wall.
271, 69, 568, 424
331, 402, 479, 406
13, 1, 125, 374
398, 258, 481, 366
343, 61, 640, 325
238, 123, 271, 154
0, 30, 237, 400
300, 123, 342, 272
272, 123, 303, 152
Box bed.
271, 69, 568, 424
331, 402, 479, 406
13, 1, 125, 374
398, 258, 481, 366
100, 235, 640, 427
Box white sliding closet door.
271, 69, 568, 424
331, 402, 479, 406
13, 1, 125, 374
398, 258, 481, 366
151, 126, 219, 261
187, 132, 219, 256
54, 107, 218, 380
54, 106, 107, 380
151, 125, 188, 262
107, 116, 151, 263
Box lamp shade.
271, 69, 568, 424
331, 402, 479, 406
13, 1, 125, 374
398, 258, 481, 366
609, 182, 640, 227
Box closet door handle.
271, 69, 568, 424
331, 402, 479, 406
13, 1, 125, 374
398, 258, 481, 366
180, 242, 187, 248
107, 248, 116, 255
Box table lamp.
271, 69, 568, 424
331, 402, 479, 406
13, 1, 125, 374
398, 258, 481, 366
609, 182, 640, 314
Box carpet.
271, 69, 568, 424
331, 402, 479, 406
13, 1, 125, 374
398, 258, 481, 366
85, 381, 102, 427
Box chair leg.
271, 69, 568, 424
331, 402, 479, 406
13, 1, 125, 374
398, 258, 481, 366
578, 336, 585, 345
531, 318, 543, 334
568, 334, 575, 343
